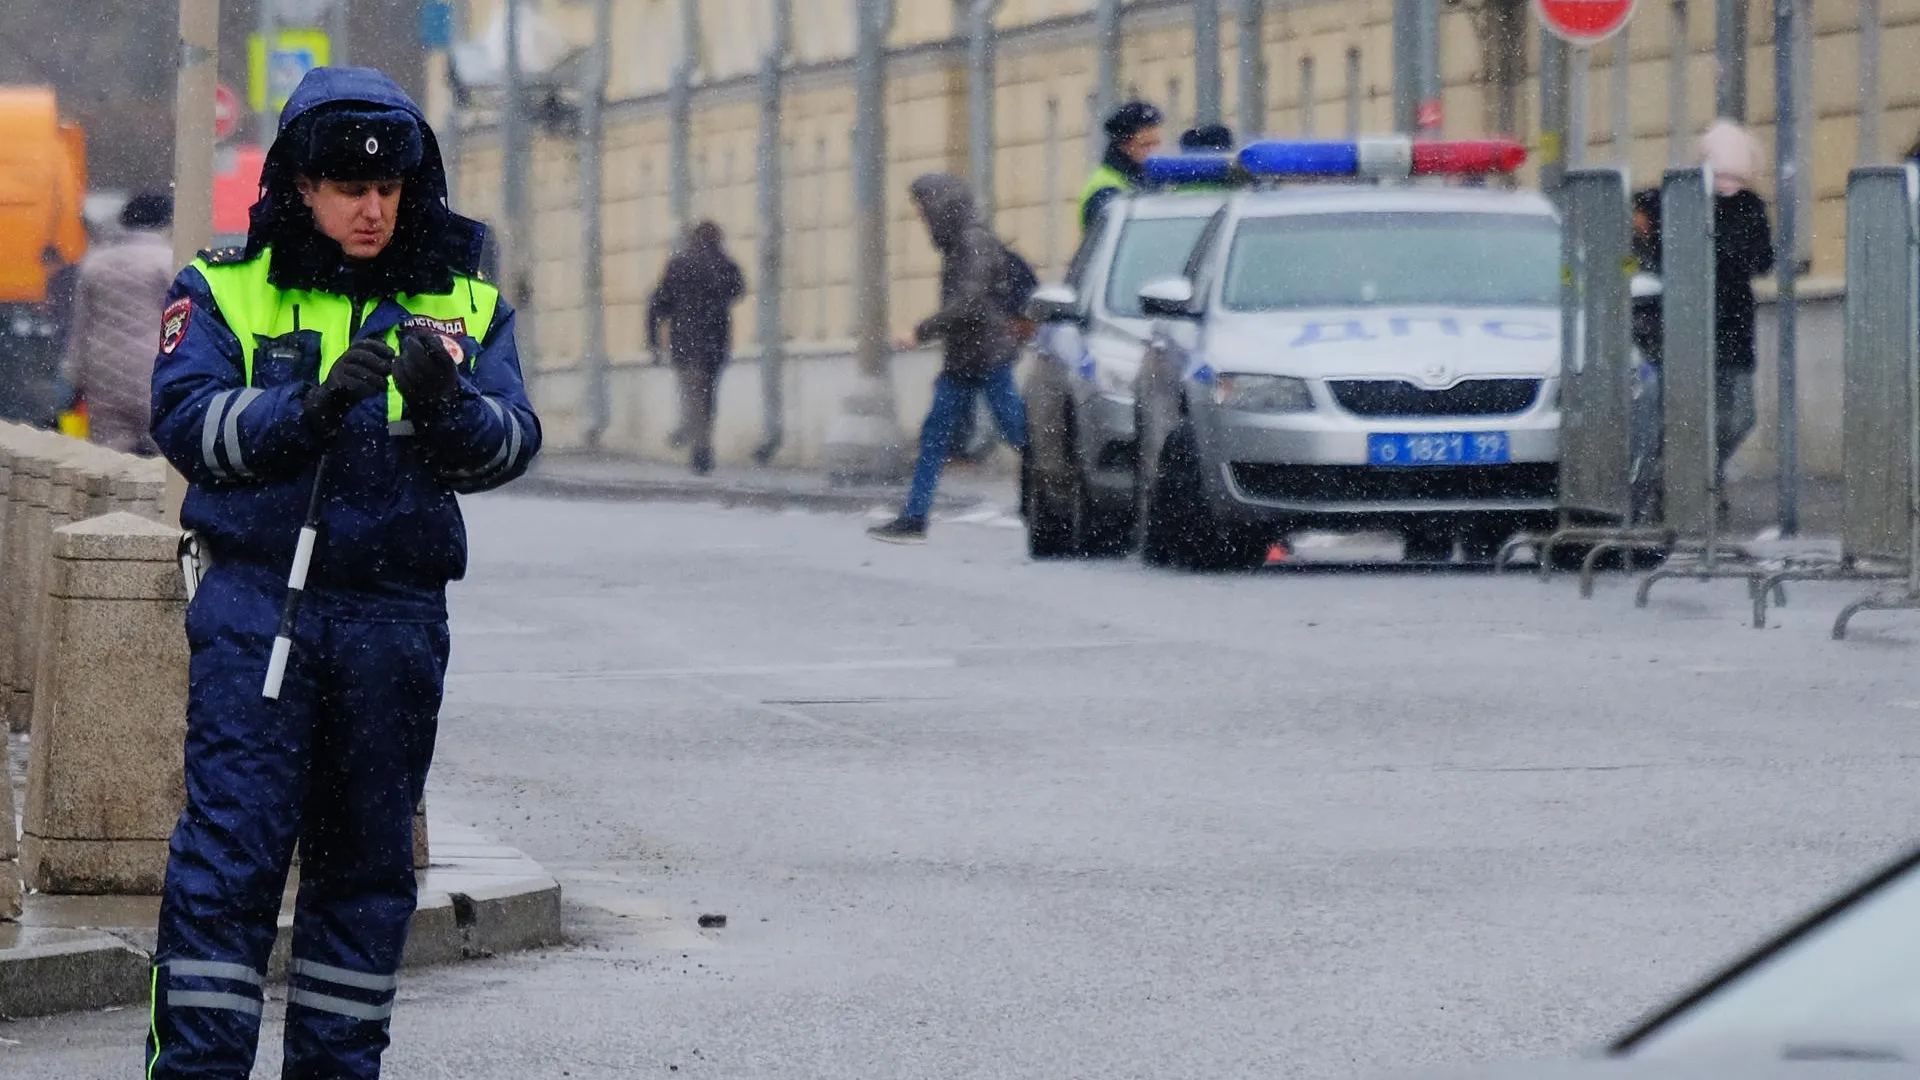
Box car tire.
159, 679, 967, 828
1071, 454, 1134, 559
1461, 520, 1519, 565
1144, 426, 1268, 572
1402, 528, 1456, 564
1024, 440, 1078, 559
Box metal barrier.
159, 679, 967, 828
1827, 164, 1920, 638
1497, 168, 1676, 585
1634, 167, 1782, 607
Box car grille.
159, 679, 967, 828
1229, 463, 1558, 503
1328, 378, 1541, 418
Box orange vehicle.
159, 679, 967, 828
0, 86, 87, 426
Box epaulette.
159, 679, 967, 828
197, 246, 253, 266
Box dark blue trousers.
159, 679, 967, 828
147, 564, 449, 1080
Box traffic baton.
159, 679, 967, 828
263, 452, 331, 700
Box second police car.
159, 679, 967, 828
1029, 136, 1565, 570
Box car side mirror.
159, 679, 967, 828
1139, 277, 1199, 320
1027, 283, 1083, 324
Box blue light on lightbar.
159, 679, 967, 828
1236, 141, 1361, 177
1143, 154, 1236, 186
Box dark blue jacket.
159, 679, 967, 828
151, 68, 541, 621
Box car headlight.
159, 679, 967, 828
1211, 373, 1314, 413
1094, 362, 1137, 401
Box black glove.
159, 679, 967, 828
306, 339, 394, 434
394, 330, 462, 413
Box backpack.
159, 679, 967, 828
990, 243, 1039, 320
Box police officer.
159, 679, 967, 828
1079, 100, 1164, 233
145, 67, 540, 1079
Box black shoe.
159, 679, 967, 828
867, 516, 928, 544
668, 429, 688, 449
691, 450, 714, 475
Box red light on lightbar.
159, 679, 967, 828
1410, 140, 1528, 175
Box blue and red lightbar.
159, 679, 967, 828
1144, 136, 1527, 186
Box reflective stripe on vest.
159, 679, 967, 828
1077, 163, 1133, 226
194, 248, 501, 424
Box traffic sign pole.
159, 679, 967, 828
257, 0, 278, 144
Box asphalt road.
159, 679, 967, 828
7, 493, 1920, 1079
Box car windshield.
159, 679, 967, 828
1104, 215, 1213, 318
1220, 212, 1559, 311
1618, 848, 1920, 1056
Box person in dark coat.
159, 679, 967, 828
1696, 120, 1776, 484
647, 221, 745, 474
869, 174, 1029, 544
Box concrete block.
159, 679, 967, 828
458, 877, 565, 958
0, 926, 151, 1017
22, 513, 189, 895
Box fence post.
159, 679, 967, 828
754, 0, 793, 464
580, 0, 611, 449
1236, 0, 1265, 139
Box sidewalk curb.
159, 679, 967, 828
0, 874, 564, 1020
513, 470, 1017, 516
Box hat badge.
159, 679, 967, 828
365, 136, 379, 155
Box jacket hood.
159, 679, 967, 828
909, 174, 980, 252
249, 67, 487, 295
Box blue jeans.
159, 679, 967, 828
903, 368, 1028, 521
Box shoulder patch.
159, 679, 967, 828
160, 297, 192, 354
197, 246, 252, 266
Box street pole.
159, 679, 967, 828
329, 0, 349, 66
1093, 0, 1120, 138
1860, 0, 1881, 164
444, 0, 468, 208
1714, 0, 1747, 121
1610, 22, 1631, 163
823, 0, 907, 484
1194, 0, 1222, 126
1235, 0, 1265, 139
257, 0, 278, 145
1415, 0, 1440, 136
580, 0, 610, 449
1667, 0, 1690, 166
169, 0, 221, 525
966, 0, 999, 221
1568, 46, 1588, 169
502, 0, 534, 395
1540, 29, 1569, 194
669, 0, 697, 235
753, 0, 793, 465
1773, 0, 1799, 535
1392, 0, 1416, 134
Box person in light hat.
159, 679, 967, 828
1695, 119, 1775, 504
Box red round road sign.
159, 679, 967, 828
1535, 0, 1637, 44
214, 84, 241, 141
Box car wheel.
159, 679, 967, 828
1024, 439, 1079, 559
1402, 528, 1456, 564
1145, 426, 1268, 572
1070, 454, 1134, 559
1461, 520, 1519, 565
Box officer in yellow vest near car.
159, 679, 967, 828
1079, 100, 1165, 233
143, 67, 539, 1080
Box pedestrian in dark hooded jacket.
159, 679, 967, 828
648, 221, 745, 474
869, 174, 1029, 544
1696, 120, 1775, 486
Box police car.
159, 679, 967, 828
1113, 137, 1566, 570
1022, 190, 1226, 557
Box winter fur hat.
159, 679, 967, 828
1697, 119, 1764, 196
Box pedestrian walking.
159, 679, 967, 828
144, 66, 540, 1080
648, 221, 746, 475
1695, 120, 1775, 495
1079, 100, 1164, 233
58, 192, 175, 454
868, 174, 1029, 544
